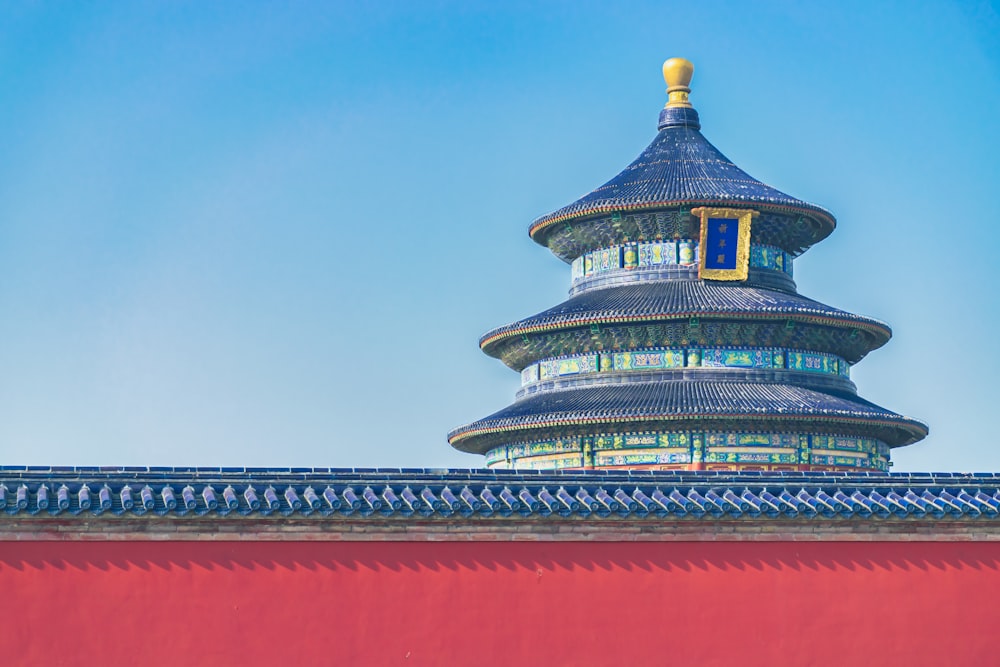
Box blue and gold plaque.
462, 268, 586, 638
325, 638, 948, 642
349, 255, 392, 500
691, 207, 757, 281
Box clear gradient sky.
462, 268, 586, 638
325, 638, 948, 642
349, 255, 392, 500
0, 1, 998, 471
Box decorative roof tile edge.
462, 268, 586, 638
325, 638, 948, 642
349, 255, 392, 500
0, 469, 996, 522
447, 413, 929, 448
479, 311, 891, 352
528, 200, 837, 242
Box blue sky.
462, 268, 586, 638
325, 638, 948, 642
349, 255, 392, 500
0, 1, 997, 470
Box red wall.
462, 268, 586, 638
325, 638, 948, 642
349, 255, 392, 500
1, 540, 996, 665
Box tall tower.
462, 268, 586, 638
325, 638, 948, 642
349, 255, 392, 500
449, 59, 927, 471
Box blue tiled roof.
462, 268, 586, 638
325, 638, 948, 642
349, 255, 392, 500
528, 119, 835, 242
448, 381, 928, 452
0, 468, 995, 521
480, 281, 891, 355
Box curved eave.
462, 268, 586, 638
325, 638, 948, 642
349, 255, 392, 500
449, 382, 928, 453
480, 310, 890, 355
450, 413, 927, 453
478, 282, 891, 362
529, 199, 836, 247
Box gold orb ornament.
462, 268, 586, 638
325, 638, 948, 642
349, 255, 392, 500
662, 57, 694, 108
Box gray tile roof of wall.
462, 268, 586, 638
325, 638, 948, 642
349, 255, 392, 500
0, 468, 996, 521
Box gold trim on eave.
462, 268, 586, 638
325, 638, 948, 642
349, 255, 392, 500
692, 207, 757, 281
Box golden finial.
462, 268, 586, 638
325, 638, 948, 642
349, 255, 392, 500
663, 57, 695, 108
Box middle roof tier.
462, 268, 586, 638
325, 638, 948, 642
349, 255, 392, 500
481, 281, 890, 369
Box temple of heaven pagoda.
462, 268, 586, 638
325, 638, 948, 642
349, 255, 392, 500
449, 58, 928, 473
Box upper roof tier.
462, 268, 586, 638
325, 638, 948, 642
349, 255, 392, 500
528, 59, 836, 257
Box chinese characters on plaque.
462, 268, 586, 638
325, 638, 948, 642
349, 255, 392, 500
691, 207, 758, 281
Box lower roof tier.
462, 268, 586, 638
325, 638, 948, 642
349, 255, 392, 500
482, 281, 891, 368
448, 380, 928, 453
